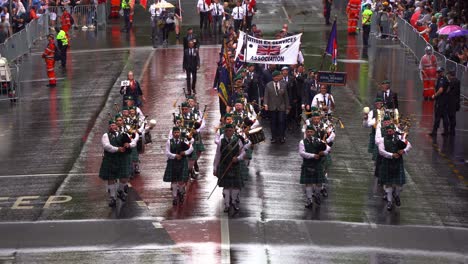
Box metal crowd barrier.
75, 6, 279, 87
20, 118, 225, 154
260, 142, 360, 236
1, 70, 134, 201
47, 4, 106, 30
0, 62, 20, 102
394, 16, 467, 101
0, 14, 49, 62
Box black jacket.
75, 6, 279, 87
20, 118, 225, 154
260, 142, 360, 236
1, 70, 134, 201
183, 48, 200, 71
376, 90, 399, 109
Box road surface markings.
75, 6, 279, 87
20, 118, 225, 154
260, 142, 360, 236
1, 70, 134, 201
220, 199, 231, 264
0, 173, 97, 178
152, 222, 163, 229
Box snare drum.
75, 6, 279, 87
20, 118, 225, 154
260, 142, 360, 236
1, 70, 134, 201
247, 127, 265, 144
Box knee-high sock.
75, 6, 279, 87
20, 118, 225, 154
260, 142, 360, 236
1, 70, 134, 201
305, 186, 313, 200
223, 188, 231, 207
171, 183, 178, 198
394, 186, 402, 197
108, 183, 117, 198
188, 160, 195, 170
179, 183, 186, 194
231, 189, 240, 203
385, 186, 393, 202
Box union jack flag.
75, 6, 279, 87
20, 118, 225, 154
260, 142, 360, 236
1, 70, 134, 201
256, 45, 281, 55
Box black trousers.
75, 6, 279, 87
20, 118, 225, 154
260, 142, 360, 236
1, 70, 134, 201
270, 110, 286, 139
186, 69, 197, 93
123, 8, 130, 31
234, 19, 243, 32
199, 11, 209, 29
432, 104, 448, 133
362, 24, 371, 46
447, 109, 456, 133
60, 45, 68, 67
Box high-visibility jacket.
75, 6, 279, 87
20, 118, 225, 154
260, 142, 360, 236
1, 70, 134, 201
347, 0, 361, 15
61, 12, 71, 27
121, 0, 130, 9
42, 40, 55, 60
362, 9, 373, 25
57, 30, 68, 46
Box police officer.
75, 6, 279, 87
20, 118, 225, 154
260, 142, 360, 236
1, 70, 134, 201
446, 70, 461, 136
362, 3, 373, 46
56, 27, 68, 69
121, 0, 131, 32
428, 67, 449, 137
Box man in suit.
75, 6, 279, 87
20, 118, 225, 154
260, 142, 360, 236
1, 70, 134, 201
245, 63, 262, 110
183, 28, 199, 51
264, 70, 290, 144
302, 69, 319, 110
183, 40, 200, 95
376, 80, 398, 110
446, 70, 460, 136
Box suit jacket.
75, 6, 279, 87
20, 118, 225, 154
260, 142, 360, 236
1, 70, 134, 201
183, 48, 200, 71
376, 89, 399, 109
245, 71, 263, 102
302, 77, 318, 106
264, 80, 289, 111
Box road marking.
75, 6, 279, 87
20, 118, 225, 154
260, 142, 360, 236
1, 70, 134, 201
152, 222, 163, 229
281, 6, 293, 24
0, 173, 98, 179
21, 77, 66, 83
137, 201, 147, 207
311, 6, 318, 11
220, 199, 231, 264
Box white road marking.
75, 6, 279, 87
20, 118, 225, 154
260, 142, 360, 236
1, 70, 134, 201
281, 6, 293, 24
220, 199, 231, 264
152, 222, 163, 229
311, 6, 318, 11
21, 77, 66, 83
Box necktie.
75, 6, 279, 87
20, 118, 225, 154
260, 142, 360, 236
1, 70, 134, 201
323, 94, 326, 105
275, 82, 279, 95
216, 4, 219, 15
203, 1, 206, 11
190, 49, 193, 56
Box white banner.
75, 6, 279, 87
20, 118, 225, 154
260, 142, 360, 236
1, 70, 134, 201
235, 31, 302, 65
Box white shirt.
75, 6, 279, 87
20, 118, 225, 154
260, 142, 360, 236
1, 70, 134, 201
211, 3, 224, 16
231, 6, 244, 20
149, 0, 166, 17
241, 3, 253, 16
299, 138, 331, 159
197, 0, 212, 12
377, 136, 411, 159
165, 138, 194, 159
213, 134, 246, 174
311, 93, 335, 114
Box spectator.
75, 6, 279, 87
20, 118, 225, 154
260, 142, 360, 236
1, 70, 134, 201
11, 7, 26, 33
0, 14, 9, 43
29, 6, 38, 20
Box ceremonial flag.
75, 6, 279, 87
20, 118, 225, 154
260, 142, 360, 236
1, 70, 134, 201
236, 32, 302, 65
325, 20, 338, 66
140, 0, 147, 9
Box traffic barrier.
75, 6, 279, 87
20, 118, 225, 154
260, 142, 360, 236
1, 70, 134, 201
0, 62, 20, 103
394, 16, 467, 101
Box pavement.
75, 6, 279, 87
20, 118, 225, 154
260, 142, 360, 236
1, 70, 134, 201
0, 0, 467, 263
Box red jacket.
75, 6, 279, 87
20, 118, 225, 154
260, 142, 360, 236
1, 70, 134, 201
42, 40, 55, 60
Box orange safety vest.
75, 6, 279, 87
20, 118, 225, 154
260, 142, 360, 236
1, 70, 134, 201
42, 40, 55, 60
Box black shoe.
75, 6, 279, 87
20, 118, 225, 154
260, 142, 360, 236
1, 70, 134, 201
305, 199, 313, 209
450, 130, 455, 136
233, 203, 240, 211
320, 188, 328, 197
190, 170, 198, 180
382, 194, 388, 201
280, 138, 286, 144
178, 191, 185, 203
270, 138, 277, 143
172, 198, 178, 206
123, 184, 129, 194
394, 195, 401, 207
117, 190, 126, 202
428, 132, 436, 137
313, 194, 321, 205
46, 84, 56, 88
441, 131, 449, 137
386, 201, 393, 211
108, 197, 117, 207
223, 206, 229, 213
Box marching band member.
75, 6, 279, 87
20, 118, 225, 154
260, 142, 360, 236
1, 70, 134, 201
213, 124, 246, 212
299, 125, 330, 208
311, 84, 335, 115
215, 113, 235, 145
377, 124, 411, 211
163, 127, 194, 206
98, 119, 131, 207
124, 95, 145, 120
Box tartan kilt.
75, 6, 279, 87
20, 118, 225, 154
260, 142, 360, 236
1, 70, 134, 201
189, 142, 205, 160
217, 162, 244, 188
371, 145, 378, 161
131, 147, 139, 162
163, 158, 189, 182
245, 148, 253, 160
324, 154, 332, 170
99, 153, 130, 180
379, 158, 406, 185
300, 160, 326, 184
240, 160, 249, 181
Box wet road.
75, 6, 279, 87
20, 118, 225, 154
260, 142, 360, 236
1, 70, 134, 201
1, 0, 467, 263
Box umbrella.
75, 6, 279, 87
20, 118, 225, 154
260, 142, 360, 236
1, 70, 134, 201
437, 25, 463, 35
155, 2, 174, 8
448, 29, 468, 39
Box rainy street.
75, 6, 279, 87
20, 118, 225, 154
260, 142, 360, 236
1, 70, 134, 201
0, 0, 467, 263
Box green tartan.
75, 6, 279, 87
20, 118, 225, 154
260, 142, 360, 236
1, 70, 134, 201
245, 148, 253, 160
131, 147, 139, 162
324, 154, 332, 170
99, 133, 130, 180
240, 160, 249, 181
300, 139, 326, 184
379, 136, 406, 185
368, 128, 376, 154
217, 136, 244, 188
189, 133, 205, 160
163, 139, 191, 182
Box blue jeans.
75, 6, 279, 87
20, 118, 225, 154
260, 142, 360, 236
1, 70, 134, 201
270, 111, 286, 139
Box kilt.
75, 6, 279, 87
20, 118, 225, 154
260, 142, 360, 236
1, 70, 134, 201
163, 158, 189, 182
324, 154, 332, 170
217, 162, 244, 188
300, 159, 326, 184
240, 160, 249, 181
245, 148, 253, 160
99, 152, 130, 180
379, 158, 406, 185
367, 130, 376, 154
189, 142, 205, 160
131, 147, 139, 162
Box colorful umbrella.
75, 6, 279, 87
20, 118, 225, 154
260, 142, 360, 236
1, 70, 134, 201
448, 29, 468, 39
437, 25, 463, 35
